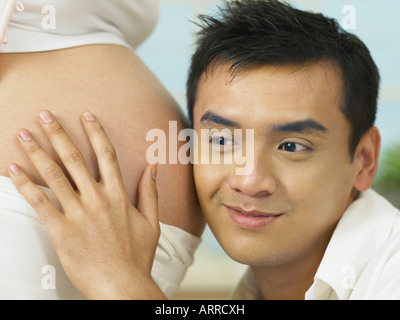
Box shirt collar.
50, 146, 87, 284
307, 189, 398, 300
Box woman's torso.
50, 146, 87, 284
0, 45, 203, 235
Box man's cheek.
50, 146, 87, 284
195, 165, 227, 198
279, 161, 328, 192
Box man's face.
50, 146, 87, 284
193, 62, 360, 267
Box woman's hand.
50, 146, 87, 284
8, 110, 165, 299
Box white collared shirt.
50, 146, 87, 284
230, 189, 400, 300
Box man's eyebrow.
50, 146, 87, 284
271, 119, 327, 134
200, 111, 240, 127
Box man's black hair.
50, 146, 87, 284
186, 0, 380, 158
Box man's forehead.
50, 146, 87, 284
197, 62, 341, 105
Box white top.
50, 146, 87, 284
0, 175, 201, 299
0, 0, 160, 52
231, 189, 400, 300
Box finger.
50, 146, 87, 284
38, 110, 96, 190
80, 111, 125, 190
17, 128, 78, 209
8, 163, 65, 238
137, 164, 159, 230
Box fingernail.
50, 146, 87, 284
83, 111, 96, 121
39, 111, 53, 123
18, 129, 32, 141
9, 163, 21, 176
151, 164, 158, 180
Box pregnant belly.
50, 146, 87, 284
0, 45, 203, 234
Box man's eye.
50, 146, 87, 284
279, 142, 310, 152
209, 136, 234, 146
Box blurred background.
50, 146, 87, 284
136, 0, 400, 299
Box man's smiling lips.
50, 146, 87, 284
224, 205, 283, 229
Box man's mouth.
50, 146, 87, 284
224, 205, 283, 229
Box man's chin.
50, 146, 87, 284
216, 238, 288, 268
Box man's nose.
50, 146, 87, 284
228, 155, 277, 197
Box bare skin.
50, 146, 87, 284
0, 45, 204, 235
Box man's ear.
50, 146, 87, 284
353, 126, 381, 192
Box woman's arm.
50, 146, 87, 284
8, 110, 165, 299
